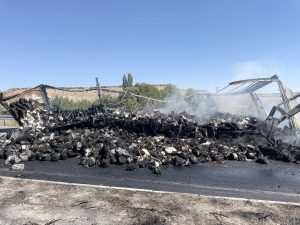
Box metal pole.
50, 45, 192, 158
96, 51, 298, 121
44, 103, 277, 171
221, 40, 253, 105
40, 84, 50, 109
95, 77, 101, 104
276, 79, 296, 133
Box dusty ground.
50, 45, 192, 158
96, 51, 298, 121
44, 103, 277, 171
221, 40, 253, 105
0, 176, 299, 225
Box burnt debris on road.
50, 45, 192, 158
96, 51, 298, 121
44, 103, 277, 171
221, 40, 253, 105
0, 98, 300, 174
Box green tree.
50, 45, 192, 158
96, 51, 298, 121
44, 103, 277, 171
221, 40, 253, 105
119, 83, 163, 108
136, 83, 161, 98
118, 83, 180, 109
0, 91, 3, 101
127, 73, 133, 87
122, 73, 134, 88
122, 74, 128, 88
160, 84, 178, 99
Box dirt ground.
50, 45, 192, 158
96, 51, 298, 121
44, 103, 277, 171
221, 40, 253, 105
0, 176, 299, 225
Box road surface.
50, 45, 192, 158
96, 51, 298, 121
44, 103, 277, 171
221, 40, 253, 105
0, 158, 299, 203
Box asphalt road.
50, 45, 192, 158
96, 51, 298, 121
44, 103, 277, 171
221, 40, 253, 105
0, 158, 299, 203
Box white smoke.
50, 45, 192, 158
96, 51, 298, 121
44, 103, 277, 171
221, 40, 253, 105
159, 91, 258, 123
232, 59, 300, 93
233, 59, 300, 137
158, 59, 300, 126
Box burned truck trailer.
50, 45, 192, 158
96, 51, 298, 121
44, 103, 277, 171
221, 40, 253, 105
0, 76, 300, 174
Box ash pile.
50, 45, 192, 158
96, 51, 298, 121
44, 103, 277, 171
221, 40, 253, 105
0, 98, 299, 174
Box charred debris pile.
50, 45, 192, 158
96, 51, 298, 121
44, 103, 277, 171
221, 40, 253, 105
0, 98, 299, 174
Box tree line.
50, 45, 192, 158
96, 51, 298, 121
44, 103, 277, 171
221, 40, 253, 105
50, 74, 183, 110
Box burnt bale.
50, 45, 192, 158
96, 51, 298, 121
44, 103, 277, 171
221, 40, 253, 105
109, 154, 117, 164
67, 152, 78, 158
98, 158, 110, 168
161, 156, 172, 165
173, 156, 185, 167
117, 155, 127, 165
5, 155, 21, 166
41, 154, 51, 161
80, 157, 96, 168
228, 152, 238, 160
10, 163, 25, 171
259, 145, 284, 161
246, 152, 256, 159
60, 151, 68, 160
50, 153, 60, 161
188, 154, 199, 164
238, 154, 247, 161
211, 153, 224, 162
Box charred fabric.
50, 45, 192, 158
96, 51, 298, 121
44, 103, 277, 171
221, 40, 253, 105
0, 98, 299, 174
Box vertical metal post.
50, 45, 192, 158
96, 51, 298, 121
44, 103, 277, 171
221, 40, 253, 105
40, 84, 49, 109
95, 77, 101, 104
276, 78, 296, 136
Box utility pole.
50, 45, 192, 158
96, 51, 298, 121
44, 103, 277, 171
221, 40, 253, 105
95, 77, 101, 104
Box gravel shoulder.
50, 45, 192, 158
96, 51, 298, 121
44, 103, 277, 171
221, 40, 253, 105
0, 176, 299, 225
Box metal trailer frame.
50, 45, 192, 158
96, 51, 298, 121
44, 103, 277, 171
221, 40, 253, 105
218, 75, 300, 137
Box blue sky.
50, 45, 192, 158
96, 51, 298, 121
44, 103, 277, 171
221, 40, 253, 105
0, 0, 300, 92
